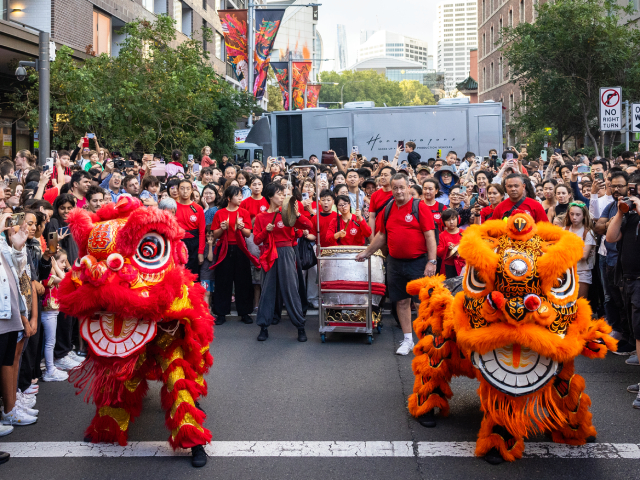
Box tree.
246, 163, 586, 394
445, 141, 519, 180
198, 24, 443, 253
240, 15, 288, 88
502, 0, 640, 157
317, 70, 437, 108
266, 67, 284, 112
10, 16, 256, 159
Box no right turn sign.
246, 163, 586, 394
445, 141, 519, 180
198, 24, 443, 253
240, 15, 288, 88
600, 87, 621, 131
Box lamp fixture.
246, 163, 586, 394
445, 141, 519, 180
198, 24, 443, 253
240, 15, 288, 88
12, 8, 23, 12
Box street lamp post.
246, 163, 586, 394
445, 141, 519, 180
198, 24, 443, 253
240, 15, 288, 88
341, 81, 365, 109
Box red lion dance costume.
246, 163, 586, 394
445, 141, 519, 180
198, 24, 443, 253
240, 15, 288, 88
407, 212, 616, 464
57, 197, 214, 466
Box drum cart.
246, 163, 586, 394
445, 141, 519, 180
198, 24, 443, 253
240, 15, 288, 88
317, 246, 382, 344
287, 165, 383, 345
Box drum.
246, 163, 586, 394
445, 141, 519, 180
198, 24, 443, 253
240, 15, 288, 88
320, 246, 385, 306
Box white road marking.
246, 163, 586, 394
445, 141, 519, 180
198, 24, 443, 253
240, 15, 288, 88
1, 441, 639, 459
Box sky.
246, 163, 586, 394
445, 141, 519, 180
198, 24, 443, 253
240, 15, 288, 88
315, 0, 441, 72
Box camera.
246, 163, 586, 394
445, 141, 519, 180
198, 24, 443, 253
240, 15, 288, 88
619, 197, 635, 214
15, 66, 27, 81
114, 158, 125, 170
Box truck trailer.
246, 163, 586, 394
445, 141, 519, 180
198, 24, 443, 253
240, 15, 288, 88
243, 103, 504, 164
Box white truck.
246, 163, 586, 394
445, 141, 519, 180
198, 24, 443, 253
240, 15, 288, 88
244, 102, 503, 164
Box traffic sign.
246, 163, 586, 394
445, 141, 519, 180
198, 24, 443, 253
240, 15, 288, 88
600, 87, 622, 131
631, 103, 640, 133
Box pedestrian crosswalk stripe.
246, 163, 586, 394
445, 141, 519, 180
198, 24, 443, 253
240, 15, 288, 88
2, 441, 639, 459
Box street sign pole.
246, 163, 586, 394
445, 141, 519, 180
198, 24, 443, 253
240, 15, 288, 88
624, 100, 629, 151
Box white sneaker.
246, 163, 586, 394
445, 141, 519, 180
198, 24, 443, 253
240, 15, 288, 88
54, 355, 79, 371
0, 424, 13, 436
16, 391, 36, 409
42, 368, 69, 382
17, 405, 38, 417
68, 351, 85, 363
24, 385, 39, 395
1, 408, 37, 425
395, 339, 415, 356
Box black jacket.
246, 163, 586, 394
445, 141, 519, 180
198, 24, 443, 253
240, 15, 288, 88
26, 238, 52, 282
407, 151, 422, 169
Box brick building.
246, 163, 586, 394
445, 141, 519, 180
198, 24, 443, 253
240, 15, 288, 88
477, 0, 541, 146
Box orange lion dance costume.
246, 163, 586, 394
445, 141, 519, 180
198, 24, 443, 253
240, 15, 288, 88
57, 197, 214, 462
407, 212, 616, 464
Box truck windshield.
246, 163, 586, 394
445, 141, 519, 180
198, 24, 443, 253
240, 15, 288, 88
254, 149, 263, 162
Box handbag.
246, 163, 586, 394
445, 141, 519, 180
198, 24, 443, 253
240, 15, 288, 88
298, 236, 317, 270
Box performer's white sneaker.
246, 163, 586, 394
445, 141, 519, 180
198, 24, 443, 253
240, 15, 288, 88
396, 339, 415, 356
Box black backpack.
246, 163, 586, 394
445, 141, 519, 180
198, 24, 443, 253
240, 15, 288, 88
383, 198, 421, 226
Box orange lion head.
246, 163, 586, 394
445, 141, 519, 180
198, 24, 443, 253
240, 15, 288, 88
450, 212, 609, 396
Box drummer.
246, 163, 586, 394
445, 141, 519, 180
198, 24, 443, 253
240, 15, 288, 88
328, 195, 372, 246
253, 183, 313, 343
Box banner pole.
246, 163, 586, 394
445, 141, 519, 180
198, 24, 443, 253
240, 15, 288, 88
288, 51, 293, 111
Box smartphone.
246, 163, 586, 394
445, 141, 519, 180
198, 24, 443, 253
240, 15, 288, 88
540, 150, 548, 163
554, 148, 562, 154
382, 155, 389, 161
45, 157, 54, 172
479, 187, 487, 198
496, 158, 503, 167
629, 183, 638, 196
352, 146, 359, 154
577, 165, 590, 174
82, 137, 89, 148
506, 153, 514, 161
520, 144, 527, 152
398, 141, 405, 150
321, 151, 333, 164
319, 173, 327, 182
475, 156, 482, 163
86, 133, 95, 139
47, 232, 58, 254
188, 154, 194, 161
125, 161, 135, 168
437, 149, 442, 158
7, 177, 18, 196
192, 163, 201, 173
302, 192, 309, 201
6, 213, 25, 228
460, 185, 467, 194
470, 193, 479, 206
57, 226, 69, 236
50, 150, 57, 158
594, 172, 605, 182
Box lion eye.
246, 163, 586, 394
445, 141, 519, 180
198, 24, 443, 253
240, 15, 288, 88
132, 232, 171, 271
464, 265, 486, 293
550, 268, 574, 297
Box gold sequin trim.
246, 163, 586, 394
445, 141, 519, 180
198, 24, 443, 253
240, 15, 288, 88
124, 377, 142, 393
167, 366, 185, 392
155, 332, 176, 351
159, 347, 184, 372
171, 413, 204, 439
98, 406, 130, 432
170, 389, 195, 418
169, 285, 193, 312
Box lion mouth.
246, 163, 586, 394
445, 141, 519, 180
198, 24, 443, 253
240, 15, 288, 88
80, 312, 156, 357
471, 344, 561, 396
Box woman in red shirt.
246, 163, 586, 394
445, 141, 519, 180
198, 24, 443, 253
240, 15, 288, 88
422, 178, 446, 227
253, 183, 313, 343
211, 185, 256, 326
328, 195, 371, 246
436, 209, 465, 278
477, 184, 505, 224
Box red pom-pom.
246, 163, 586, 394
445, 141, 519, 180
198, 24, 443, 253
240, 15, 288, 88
490, 291, 506, 310
524, 293, 541, 311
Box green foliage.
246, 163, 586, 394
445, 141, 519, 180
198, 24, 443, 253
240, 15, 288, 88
501, 0, 640, 157
317, 70, 436, 108
266, 67, 284, 112
10, 16, 256, 159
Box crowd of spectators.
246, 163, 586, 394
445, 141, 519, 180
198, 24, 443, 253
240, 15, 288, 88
1, 136, 640, 463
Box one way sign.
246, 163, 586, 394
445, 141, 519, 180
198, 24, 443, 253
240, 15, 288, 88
632, 103, 640, 133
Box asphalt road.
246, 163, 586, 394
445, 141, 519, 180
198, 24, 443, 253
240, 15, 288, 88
1, 313, 639, 480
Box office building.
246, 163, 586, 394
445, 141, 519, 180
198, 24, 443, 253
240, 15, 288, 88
478, 0, 540, 144
268, 0, 322, 81
335, 24, 348, 71
436, 1, 478, 93
357, 30, 428, 66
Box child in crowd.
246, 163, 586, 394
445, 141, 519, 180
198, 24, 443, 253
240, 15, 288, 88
201, 146, 215, 168
564, 201, 596, 298
41, 249, 69, 382
140, 175, 160, 206
200, 227, 216, 311
437, 209, 464, 279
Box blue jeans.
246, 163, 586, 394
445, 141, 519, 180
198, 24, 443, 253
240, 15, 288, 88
41, 310, 59, 373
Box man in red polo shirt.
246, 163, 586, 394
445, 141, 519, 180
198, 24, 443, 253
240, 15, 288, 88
356, 174, 437, 356
491, 173, 548, 223
367, 166, 395, 238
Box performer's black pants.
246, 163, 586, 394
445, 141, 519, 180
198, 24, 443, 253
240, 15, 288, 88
213, 245, 253, 317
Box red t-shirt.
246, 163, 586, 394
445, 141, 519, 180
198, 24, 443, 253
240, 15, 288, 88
480, 204, 496, 223
369, 188, 393, 218
317, 211, 336, 247
379, 200, 435, 259
211, 207, 251, 245
328, 214, 372, 246
437, 230, 462, 267
424, 201, 446, 230
240, 196, 269, 222
175, 202, 206, 253
491, 197, 548, 223
75, 197, 87, 209
201, 156, 215, 168
253, 211, 313, 247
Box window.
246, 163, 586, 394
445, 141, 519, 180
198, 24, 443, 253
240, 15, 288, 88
490, 62, 494, 88
499, 56, 503, 82
509, 92, 514, 121
93, 10, 111, 56
499, 18, 503, 43
203, 0, 207, 10
490, 26, 494, 49
142, 0, 153, 12
482, 33, 486, 56
483, 67, 486, 91
520, 0, 525, 22
203, 20, 207, 51
215, 31, 224, 59
508, 9, 513, 27
174, 0, 182, 33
